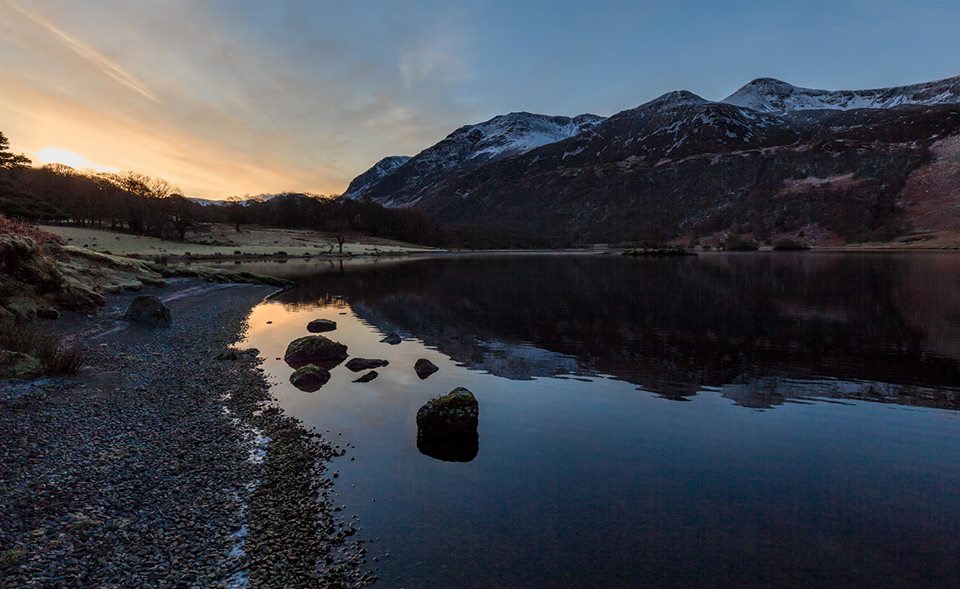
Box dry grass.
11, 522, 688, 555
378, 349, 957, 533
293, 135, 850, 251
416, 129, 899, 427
0, 321, 84, 375
0, 215, 64, 246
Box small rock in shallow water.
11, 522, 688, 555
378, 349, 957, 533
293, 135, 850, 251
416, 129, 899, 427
307, 319, 337, 333
380, 332, 401, 345
414, 358, 439, 380
345, 358, 389, 372
290, 364, 331, 392
353, 370, 378, 383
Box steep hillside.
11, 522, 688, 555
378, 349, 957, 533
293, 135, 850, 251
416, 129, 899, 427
347, 75, 960, 245
343, 156, 410, 199
352, 112, 603, 206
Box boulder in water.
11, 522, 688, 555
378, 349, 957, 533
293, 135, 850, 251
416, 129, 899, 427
416, 388, 480, 462
306, 318, 337, 333
122, 295, 171, 327
290, 364, 331, 392
414, 358, 439, 380
345, 357, 389, 372
416, 387, 479, 435
284, 335, 348, 369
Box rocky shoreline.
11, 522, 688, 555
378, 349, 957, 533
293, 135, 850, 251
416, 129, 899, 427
0, 279, 374, 588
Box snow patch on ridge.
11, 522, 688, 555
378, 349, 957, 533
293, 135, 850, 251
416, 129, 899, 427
723, 76, 960, 113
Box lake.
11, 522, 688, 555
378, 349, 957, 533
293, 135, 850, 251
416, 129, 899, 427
237, 253, 960, 587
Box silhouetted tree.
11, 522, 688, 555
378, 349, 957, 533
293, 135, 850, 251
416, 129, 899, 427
0, 132, 30, 170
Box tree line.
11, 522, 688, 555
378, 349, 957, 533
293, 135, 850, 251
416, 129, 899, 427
0, 131, 446, 246
0, 131, 554, 248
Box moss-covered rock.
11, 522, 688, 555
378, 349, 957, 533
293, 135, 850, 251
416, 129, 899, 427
416, 388, 480, 462
289, 364, 331, 392
416, 387, 479, 434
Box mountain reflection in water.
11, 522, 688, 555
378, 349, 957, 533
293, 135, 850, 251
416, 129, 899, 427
273, 253, 960, 409
236, 253, 960, 588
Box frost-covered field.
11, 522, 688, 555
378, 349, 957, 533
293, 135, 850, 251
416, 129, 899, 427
41, 224, 433, 259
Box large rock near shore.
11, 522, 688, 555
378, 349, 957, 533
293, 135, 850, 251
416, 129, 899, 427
289, 364, 331, 392
306, 319, 337, 333
122, 295, 171, 327
283, 335, 348, 369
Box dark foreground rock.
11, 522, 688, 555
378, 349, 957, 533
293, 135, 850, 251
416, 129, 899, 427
0, 351, 41, 380
416, 388, 479, 462
121, 295, 171, 327
289, 364, 331, 392
353, 370, 379, 383
283, 335, 348, 369
345, 357, 389, 372
380, 332, 402, 345
306, 318, 337, 333
0, 280, 375, 588
414, 358, 439, 380
416, 387, 479, 434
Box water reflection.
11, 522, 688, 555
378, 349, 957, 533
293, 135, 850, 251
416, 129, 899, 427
238, 253, 960, 588
274, 253, 960, 409
416, 430, 479, 462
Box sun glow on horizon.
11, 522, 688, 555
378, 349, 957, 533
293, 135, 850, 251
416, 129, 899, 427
34, 146, 119, 173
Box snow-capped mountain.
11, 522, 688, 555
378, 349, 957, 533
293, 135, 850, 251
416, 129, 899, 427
343, 156, 410, 199
346, 112, 604, 206
722, 75, 960, 113
345, 74, 960, 245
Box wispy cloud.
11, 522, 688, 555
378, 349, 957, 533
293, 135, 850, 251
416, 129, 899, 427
5, 0, 157, 101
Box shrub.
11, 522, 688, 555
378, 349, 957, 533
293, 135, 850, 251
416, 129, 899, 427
722, 235, 759, 251
772, 239, 811, 251
0, 320, 84, 375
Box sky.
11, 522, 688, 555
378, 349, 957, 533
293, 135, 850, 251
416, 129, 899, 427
1, 0, 958, 198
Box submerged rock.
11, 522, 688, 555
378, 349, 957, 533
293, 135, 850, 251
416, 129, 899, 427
353, 370, 379, 383
345, 358, 389, 372
283, 335, 348, 369
380, 332, 402, 345
122, 295, 171, 327
290, 364, 331, 392
0, 350, 42, 380
307, 318, 337, 333
414, 358, 439, 380
416, 388, 480, 462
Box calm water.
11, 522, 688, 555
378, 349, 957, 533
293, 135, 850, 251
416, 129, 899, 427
238, 253, 960, 588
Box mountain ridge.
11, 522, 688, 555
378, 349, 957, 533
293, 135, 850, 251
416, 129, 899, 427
343, 74, 960, 245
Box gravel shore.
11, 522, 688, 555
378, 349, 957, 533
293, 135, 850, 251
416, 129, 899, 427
0, 279, 374, 588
